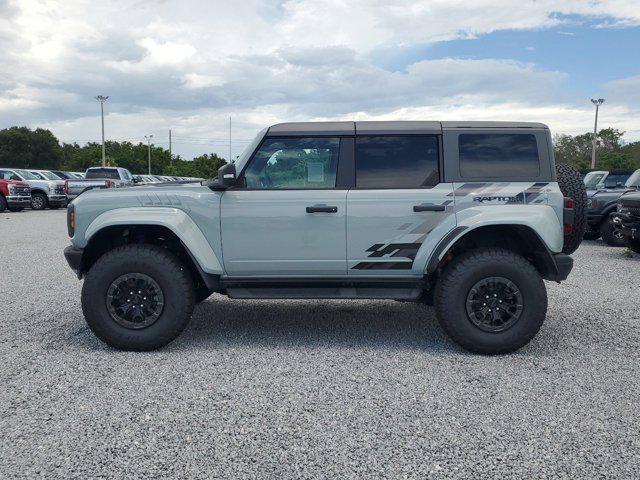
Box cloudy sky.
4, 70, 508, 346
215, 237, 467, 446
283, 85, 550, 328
1, 0, 639, 160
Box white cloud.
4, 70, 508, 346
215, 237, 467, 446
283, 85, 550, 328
1, 0, 639, 159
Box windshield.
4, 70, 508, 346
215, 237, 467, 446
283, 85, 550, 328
15, 169, 40, 180
584, 171, 606, 188
626, 170, 640, 187
233, 128, 267, 174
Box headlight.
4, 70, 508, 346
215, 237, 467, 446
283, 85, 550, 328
587, 198, 597, 209
7, 184, 15, 194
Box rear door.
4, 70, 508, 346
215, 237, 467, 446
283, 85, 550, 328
347, 135, 455, 276
221, 136, 349, 276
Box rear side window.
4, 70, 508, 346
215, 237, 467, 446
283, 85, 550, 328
85, 168, 121, 180
459, 134, 539, 178
355, 136, 439, 189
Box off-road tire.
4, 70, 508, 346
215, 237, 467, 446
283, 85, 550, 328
627, 238, 640, 254
600, 218, 626, 247
556, 163, 587, 254
31, 192, 48, 210
81, 244, 196, 351
0, 195, 6, 213
583, 228, 600, 241
434, 248, 547, 355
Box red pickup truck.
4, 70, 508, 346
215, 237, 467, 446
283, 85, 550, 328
0, 179, 31, 212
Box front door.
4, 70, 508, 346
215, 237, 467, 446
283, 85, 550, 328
221, 136, 348, 277
347, 135, 454, 275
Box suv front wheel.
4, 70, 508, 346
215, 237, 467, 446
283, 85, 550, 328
434, 248, 547, 354
81, 244, 196, 351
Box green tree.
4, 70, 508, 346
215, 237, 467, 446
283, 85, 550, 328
0, 126, 62, 169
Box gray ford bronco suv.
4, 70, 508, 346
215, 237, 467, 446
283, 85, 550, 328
64, 121, 585, 354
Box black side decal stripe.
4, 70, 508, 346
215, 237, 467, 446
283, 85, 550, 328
352, 262, 413, 270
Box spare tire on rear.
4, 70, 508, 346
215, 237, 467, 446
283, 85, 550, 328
556, 163, 587, 254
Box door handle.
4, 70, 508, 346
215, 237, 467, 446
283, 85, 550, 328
413, 204, 445, 212
306, 205, 338, 213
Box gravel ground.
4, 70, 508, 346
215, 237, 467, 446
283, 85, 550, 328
1, 209, 639, 479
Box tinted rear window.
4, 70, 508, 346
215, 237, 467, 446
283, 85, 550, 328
355, 136, 439, 189
85, 168, 120, 180
459, 134, 539, 178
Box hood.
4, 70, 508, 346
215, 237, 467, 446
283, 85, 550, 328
3, 180, 29, 187
23, 178, 63, 190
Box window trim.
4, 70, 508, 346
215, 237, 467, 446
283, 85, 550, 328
442, 128, 553, 183
235, 135, 350, 191
353, 134, 442, 190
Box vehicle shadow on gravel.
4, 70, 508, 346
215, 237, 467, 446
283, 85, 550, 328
176, 297, 455, 352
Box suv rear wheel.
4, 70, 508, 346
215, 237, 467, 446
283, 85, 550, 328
434, 248, 547, 354
81, 244, 196, 351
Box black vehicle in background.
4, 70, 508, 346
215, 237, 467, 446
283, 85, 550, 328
584, 169, 640, 245
612, 192, 640, 253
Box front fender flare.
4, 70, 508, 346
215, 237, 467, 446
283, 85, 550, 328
84, 207, 223, 274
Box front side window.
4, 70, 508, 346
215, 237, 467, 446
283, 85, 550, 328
355, 136, 439, 189
459, 133, 540, 178
243, 137, 339, 189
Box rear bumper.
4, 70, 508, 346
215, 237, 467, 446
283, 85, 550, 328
63, 245, 84, 277
550, 253, 573, 282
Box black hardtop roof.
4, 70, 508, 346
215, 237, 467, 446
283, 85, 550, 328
267, 121, 549, 136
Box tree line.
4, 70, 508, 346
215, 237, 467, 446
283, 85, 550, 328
1, 125, 639, 178
0, 126, 227, 178
554, 127, 640, 170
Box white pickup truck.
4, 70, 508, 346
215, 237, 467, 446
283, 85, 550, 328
65, 167, 134, 200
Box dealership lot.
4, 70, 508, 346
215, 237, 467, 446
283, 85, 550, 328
1, 210, 638, 479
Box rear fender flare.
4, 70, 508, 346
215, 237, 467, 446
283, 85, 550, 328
424, 205, 563, 274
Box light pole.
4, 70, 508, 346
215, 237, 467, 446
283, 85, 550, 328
144, 135, 154, 175
95, 95, 109, 167
590, 98, 604, 169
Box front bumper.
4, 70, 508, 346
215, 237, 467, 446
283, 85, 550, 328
48, 194, 68, 206
611, 213, 640, 240
6, 195, 31, 206
64, 245, 84, 277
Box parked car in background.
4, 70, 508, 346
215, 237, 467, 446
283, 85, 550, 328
612, 192, 640, 253
132, 175, 162, 185
0, 177, 31, 212
50, 170, 78, 180
0, 168, 66, 210
583, 169, 634, 191
584, 169, 640, 244
69, 172, 85, 178
64, 167, 134, 200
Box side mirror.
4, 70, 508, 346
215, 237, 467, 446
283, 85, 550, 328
218, 163, 237, 188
